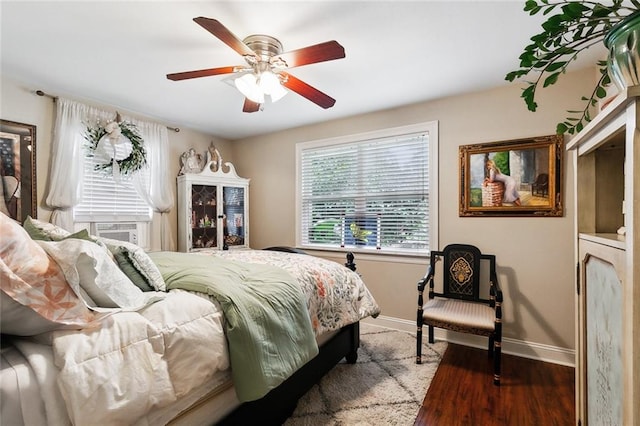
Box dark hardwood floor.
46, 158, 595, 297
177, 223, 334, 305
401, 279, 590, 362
415, 343, 575, 426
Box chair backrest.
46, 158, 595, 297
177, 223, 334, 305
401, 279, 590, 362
432, 243, 484, 302
535, 173, 549, 185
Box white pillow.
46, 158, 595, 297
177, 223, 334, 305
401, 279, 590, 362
37, 239, 164, 311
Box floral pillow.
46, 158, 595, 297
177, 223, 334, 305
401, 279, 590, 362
0, 213, 96, 335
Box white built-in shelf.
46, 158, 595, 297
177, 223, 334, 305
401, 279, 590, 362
578, 232, 626, 250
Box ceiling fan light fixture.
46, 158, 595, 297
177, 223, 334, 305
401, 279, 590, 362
168, 18, 345, 111
269, 82, 288, 102
234, 73, 264, 103
259, 71, 288, 102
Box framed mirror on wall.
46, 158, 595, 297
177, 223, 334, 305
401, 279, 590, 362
0, 119, 37, 222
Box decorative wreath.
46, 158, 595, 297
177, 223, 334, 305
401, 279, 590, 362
83, 115, 147, 177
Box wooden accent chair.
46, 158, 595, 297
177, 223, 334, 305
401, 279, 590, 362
416, 244, 503, 385
531, 173, 549, 197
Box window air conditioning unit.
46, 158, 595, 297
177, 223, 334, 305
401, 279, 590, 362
93, 222, 138, 245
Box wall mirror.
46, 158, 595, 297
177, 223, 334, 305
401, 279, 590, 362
1, 119, 37, 222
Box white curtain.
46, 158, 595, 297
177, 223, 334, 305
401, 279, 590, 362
131, 120, 175, 250
44, 98, 93, 230
45, 98, 175, 249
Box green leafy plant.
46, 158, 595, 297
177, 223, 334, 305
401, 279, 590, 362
506, 0, 639, 135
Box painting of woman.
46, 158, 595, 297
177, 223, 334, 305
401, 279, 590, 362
483, 159, 521, 206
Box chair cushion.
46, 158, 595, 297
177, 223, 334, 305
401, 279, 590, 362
422, 297, 495, 336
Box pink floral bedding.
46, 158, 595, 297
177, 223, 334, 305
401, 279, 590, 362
197, 249, 380, 336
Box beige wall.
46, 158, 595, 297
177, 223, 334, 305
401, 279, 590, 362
0, 75, 233, 250
230, 67, 597, 354
2, 67, 596, 355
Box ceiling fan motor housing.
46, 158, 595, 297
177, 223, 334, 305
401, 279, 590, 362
243, 35, 283, 60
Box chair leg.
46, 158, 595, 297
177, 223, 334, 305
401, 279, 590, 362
416, 325, 423, 364
494, 312, 502, 385
493, 337, 502, 386
488, 335, 494, 357
428, 325, 434, 344
416, 303, 423, 364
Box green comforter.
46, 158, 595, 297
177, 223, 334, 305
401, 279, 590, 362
148, 251, 319, 402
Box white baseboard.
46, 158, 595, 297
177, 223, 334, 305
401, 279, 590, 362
362, 315, 575, 367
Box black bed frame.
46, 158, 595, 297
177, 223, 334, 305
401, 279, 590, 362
218, 249, 360, 425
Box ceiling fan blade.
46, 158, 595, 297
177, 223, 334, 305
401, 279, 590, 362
167, 66, 238, 81
280, 72, 336, 109
273, 41, 345, 68
242, 98, 261, 113
193, 17, 257, 59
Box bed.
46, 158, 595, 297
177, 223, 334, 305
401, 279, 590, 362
0, 214, 380, 425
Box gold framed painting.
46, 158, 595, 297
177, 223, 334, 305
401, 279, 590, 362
459, 134, 563, 217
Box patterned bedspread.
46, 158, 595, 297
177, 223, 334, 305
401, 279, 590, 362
196, 249, 380, 336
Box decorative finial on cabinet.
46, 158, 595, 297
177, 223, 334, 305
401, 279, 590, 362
206, 143, 222, 172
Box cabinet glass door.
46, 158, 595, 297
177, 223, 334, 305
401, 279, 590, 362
223, 186, 245, 248
191, 184, 217, 249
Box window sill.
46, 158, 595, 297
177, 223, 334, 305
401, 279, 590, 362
300, 246, 428, 265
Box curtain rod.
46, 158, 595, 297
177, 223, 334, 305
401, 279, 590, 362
35, 90, 180, 132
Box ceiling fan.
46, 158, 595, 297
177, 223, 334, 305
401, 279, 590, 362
167, 17, 346, 113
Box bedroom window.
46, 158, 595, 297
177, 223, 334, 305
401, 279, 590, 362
296, 121, 438, 256
73, 150, 152, 223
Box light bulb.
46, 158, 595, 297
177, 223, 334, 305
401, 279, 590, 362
269, 82, 288, 102
259, 71, 288, 102
235, 73, 264, 104
259, 71, 278, 94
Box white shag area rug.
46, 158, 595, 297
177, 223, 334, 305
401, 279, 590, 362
284, 323, 447, 426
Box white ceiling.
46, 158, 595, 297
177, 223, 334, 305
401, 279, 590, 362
0, 1, 605, 140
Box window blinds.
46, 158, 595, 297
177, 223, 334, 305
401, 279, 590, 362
299, 132, 429, 254
73, 146, 152, 222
